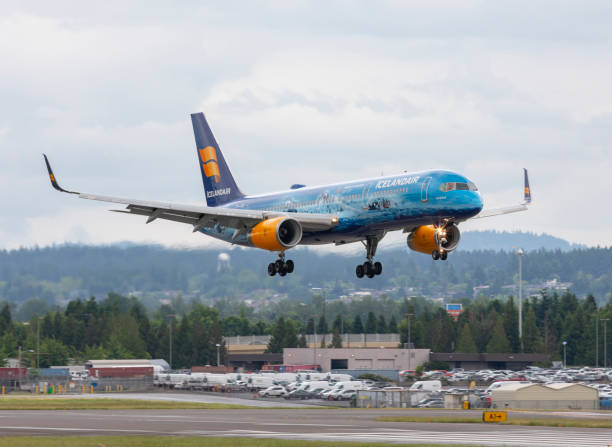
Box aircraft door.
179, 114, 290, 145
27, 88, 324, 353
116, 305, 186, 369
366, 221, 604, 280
421, 177, 432, 202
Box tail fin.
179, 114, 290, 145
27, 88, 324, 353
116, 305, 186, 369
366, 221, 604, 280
523, 168, 532, 204
191, 113, 245, 206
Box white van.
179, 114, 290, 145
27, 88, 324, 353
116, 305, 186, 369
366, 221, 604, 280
328, 373, 353, 383
247, 375, 276, 390
297, 380, 330, 392
409, 380, 442, 392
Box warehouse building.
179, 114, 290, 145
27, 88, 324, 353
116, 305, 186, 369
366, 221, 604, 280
491, 382, 599, 410
283, 347, 430, 372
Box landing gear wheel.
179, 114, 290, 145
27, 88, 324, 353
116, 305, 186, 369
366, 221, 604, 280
432, 250, 440, 260
356, 264, 364, 278
279, 266, 287, 277
275, 259, 283, 271
285, 260, 294, 273
267, 263, 277, 276
365, 262, 375, 278
440, 251, 448, 261
374, 261, 382, 275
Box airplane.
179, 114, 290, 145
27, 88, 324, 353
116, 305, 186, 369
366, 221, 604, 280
44, 112, 531, 279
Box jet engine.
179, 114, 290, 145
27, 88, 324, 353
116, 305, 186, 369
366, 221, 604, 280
407, 224, 461, 256
249, 217, 303, 251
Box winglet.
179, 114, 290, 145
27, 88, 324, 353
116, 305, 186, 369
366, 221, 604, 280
43, 154, 79, 194
523, 168, 531, 204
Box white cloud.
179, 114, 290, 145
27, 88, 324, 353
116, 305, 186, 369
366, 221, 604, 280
1, 3, 611, 249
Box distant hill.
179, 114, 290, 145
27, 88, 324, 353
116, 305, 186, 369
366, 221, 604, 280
458, 230, 584, 252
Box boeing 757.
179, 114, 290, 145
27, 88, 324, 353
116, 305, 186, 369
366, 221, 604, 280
44, 113, 531, 278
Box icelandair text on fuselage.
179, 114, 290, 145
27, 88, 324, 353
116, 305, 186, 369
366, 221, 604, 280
207, 188, 231, 198
376, 176, 420, 189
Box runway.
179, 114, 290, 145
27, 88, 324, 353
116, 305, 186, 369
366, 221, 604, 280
1, 408, 612, 446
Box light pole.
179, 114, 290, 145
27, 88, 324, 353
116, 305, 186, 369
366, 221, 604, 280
596, 314, 599, 367
313, 315, 317, 369
562, 341, 567, 368
216, 343, 221, 366
517, 248, 524, 352
167, 314, 175, 370
602, 319, 610, 368
405, 313, 414, 370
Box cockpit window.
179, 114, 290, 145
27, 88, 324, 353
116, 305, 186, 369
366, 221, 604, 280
439, 182, 478, 192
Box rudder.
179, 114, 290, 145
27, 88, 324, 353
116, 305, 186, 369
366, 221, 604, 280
191, 113, 245, 206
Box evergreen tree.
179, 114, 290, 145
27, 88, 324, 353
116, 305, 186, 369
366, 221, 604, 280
0, 303, 11, 336
377, 315, 387, 334
522, 306, 544, 354
331, 328, 342, 348
283, 319, 299, 349
388, 315, 398, 333
352, 315, 364, 334
456, 324, 478, 353
503, 297, 520, 353
486, 317, 511, 353
332, 315, 343, 332
266, 317, 290, 353
317, 315, 328, 335
306, 318, 315, 335
365, 311, 377, 344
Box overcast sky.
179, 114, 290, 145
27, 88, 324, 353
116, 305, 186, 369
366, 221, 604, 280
1, 1, 611, 251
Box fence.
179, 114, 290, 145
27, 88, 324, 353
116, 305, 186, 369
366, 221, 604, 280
0, 376, 153, 394
225, 333, 400, 346
356, 390, 413, 408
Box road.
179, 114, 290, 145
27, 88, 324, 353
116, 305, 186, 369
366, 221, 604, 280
1, 408, 612, 446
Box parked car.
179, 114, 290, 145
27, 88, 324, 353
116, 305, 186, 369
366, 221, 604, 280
259, 385, 287, 397
284, 389, 312, 400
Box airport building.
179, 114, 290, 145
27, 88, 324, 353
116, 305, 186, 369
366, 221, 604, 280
283, 347, 430, 373
491, 382, 599, 410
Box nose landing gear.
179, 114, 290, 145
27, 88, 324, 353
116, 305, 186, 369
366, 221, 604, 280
267, 252, 295, 277
356, 236, 383, 279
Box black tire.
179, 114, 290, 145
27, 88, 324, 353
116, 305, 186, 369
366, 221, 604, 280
356, 264, 364, 278
268, 263, 277, 276
275, 259, 284, 271
374, 261, 382, 275
285, 260, 294, 273
432, 250, 440, 260
440, 251, 448, 261
365, 262, 375, 278
279, 267, 287, 277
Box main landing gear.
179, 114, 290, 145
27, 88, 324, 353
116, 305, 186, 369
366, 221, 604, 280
431, 249, 448, 261
356, 236, 383, 279
267, 252, 294, 277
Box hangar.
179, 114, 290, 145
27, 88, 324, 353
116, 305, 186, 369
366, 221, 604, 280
491, 382, 599, 410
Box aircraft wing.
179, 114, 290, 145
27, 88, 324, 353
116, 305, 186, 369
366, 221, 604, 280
472, 168, 532, 219
43, 155, 338, 233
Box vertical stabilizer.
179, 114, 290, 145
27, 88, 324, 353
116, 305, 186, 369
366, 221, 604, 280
191, 113, 245, 206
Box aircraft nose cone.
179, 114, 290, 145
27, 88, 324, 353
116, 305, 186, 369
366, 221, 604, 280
473, 194, 483, 214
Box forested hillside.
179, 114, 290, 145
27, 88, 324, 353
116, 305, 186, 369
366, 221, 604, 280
0, 239, 611, 313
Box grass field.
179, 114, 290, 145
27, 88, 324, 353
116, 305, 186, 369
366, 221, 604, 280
377, 415, 612, 428
0, 437, 482, 447
0, 398, 257, 410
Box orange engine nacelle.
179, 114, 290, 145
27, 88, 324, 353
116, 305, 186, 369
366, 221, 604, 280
407, 224, 461, 255
249, 217, 303, 251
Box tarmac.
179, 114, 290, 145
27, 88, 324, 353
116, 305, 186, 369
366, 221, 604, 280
2, 393, 612, 445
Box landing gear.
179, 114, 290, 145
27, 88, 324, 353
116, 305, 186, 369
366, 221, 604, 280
356, 236, 383, 279
432, 249, 448, 261
268, 252, 295, 277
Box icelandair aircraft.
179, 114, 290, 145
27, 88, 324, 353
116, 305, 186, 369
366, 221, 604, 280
44, 113, 531, 278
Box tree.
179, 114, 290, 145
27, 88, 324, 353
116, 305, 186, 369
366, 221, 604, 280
522, 306, 544, 354
388, 315, 398, 333
456, 324, 478, 353
365, 312, 377, 334
377, 315, 387, 334
317, 315, 328, 335
305, 318, 315, 335
486, 317, 511, 353
331, 328, 342, 348
0, 303, 11, 335
503, 297, 520, 353
352, 315, 364, 334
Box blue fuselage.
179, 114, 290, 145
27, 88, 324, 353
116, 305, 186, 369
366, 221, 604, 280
200, 170, 483, 246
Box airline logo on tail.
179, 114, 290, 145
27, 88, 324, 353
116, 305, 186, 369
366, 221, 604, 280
199, 146, 221, 183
